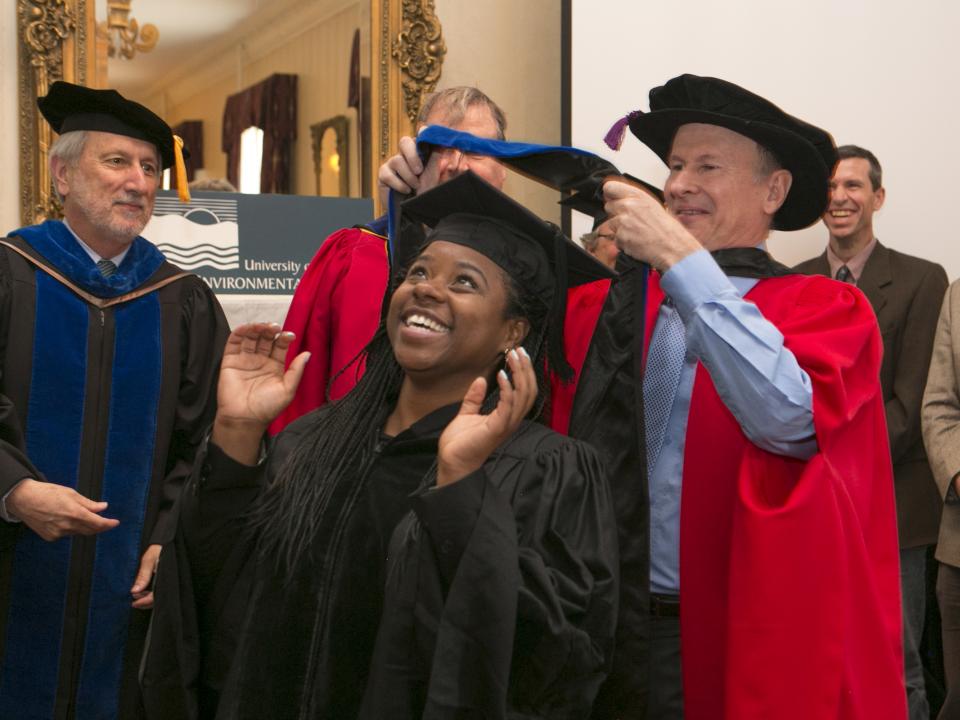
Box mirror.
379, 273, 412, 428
312, 116, 350, 198
17, 0, 447, 222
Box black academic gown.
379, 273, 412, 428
143, 403, 619, 720
0, 231, 228, 720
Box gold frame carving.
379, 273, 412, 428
17, 0, 96, 225
311, 115, 351, 198
391, 0, 445, 126
370, 0, 444, 215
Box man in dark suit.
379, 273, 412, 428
795, 145, 948, 720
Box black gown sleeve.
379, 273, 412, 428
0, 253, 43, 538
149, 280, 230, 546
506, 439, 619, 718
142, 436, 267, 720
0, 392, 42, 551
0, 254, 34, 489
364, 427, 619, 720
0, 394, 42, 498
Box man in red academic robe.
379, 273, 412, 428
270, 87, 507, 433
552, 75, 905, 719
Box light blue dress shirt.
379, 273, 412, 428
648, 249, 816, 595
65, 220, 131, 266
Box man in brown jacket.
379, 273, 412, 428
922, 282, 960, 719
795, 145, 948, 720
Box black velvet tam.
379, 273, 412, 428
628, 74, 838, 230
38, 81, 177, 168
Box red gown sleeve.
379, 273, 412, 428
269, 228, 388, 435
550, 279, 611, 436
682, 276, 905, 720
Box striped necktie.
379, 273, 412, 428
643, 301, 687, 474
835, 265, 853, 284
96, 259, 118, 278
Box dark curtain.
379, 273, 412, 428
222, 74, 298, 193
171, 120, 203, 186
347, 29, 361, 110
347, 29, 371, 195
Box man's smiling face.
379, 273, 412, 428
664, 123, 786, 251
823, 157, 885, 246
55, 130, 161, 252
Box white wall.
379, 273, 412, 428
1, 5, 20, 235
571, 0, 960, 278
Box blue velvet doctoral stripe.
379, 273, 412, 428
75, 292, 162, 719
415, 125, 598, 161
392, 126, 619, 262
0, 273, 90, 720
393, 128, 600, 261
10, 220, 165, 298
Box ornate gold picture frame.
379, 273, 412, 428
18, 0, 444, 222
369, 0, 445, 214
17, 0, 98, 226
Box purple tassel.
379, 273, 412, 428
603, 110, 642, 151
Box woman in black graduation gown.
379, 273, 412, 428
142, 172, 618, 720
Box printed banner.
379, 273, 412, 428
142, 190, 374, 295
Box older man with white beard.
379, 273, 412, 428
0, 81, 227, 719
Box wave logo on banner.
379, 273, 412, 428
143, 196, 240, 270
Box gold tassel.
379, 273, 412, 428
173, 135, 191, 203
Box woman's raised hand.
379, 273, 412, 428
212, 323, 310, 464
436, 348, 537, 487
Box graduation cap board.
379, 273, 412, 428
400, 170, 615, 289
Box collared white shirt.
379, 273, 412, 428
64, 220, 131, 267
826, 236, 878, 285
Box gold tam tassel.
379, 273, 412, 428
173, 135, 191, 202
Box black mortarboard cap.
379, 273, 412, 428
401, 171, 613, 290
400, 171, 614, 380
